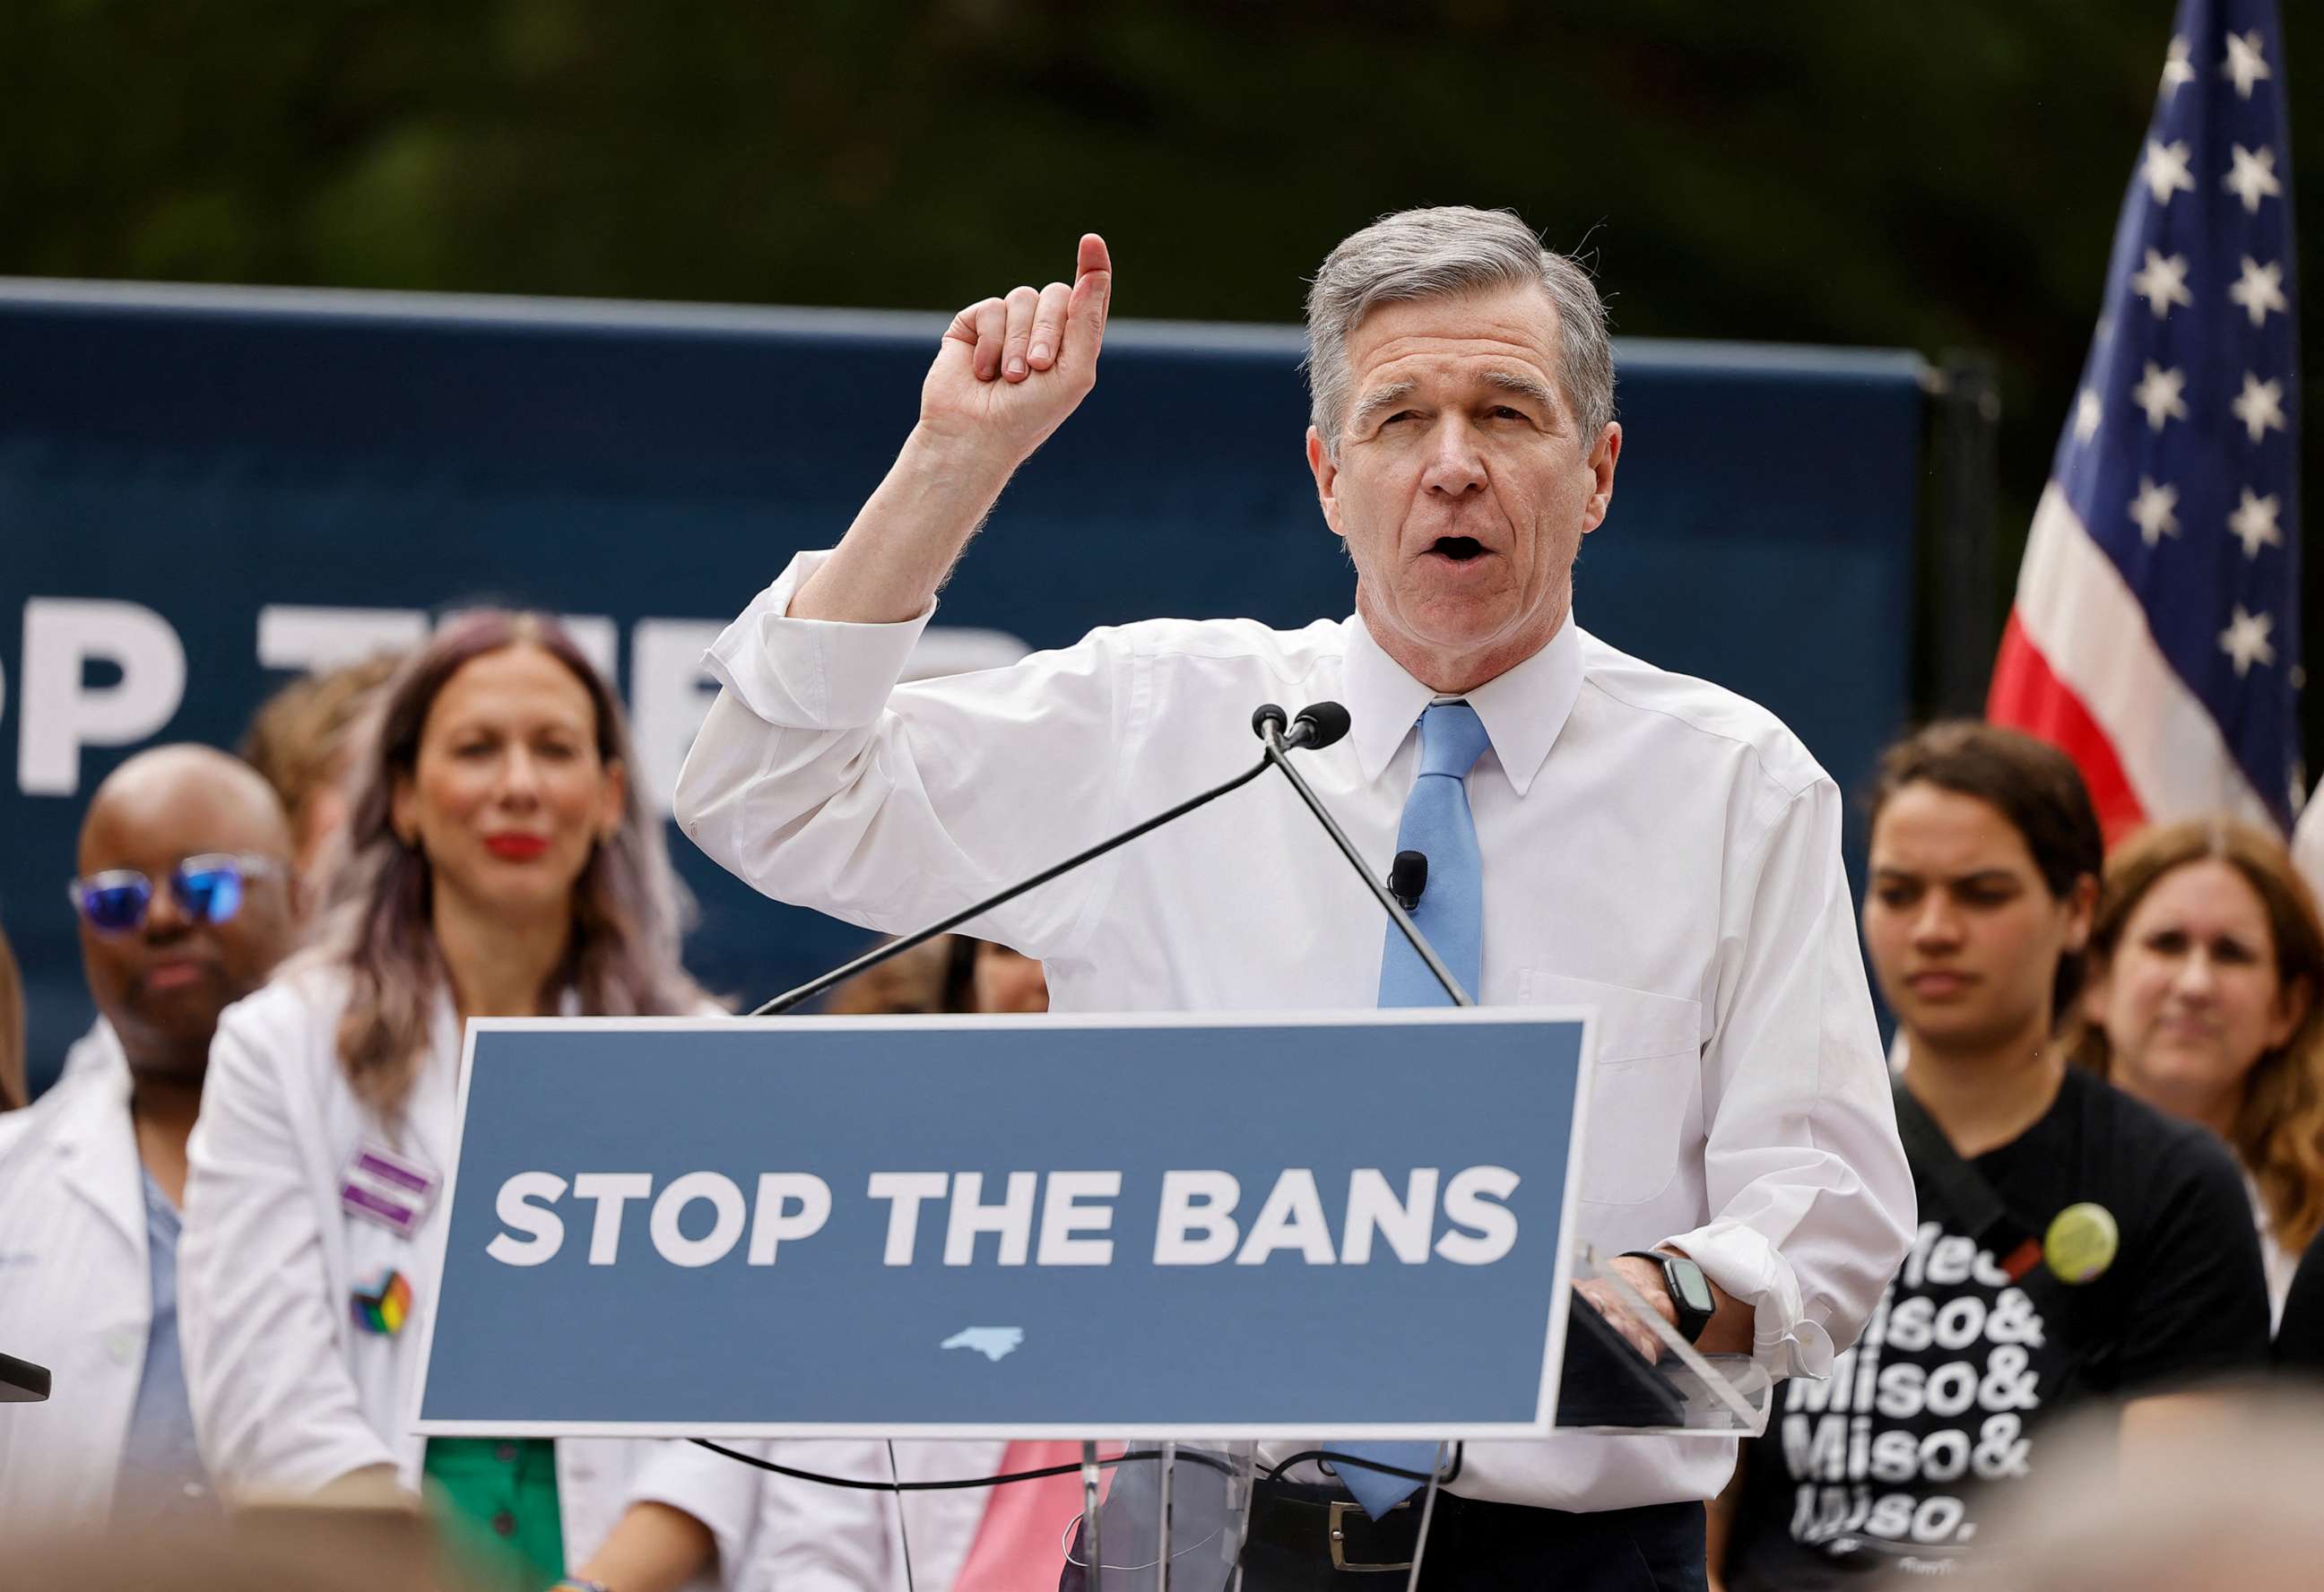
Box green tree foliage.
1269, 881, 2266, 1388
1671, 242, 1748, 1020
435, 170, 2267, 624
2, 0, 2315, 676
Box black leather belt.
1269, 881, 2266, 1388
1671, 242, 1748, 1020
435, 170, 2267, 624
1246, 1478, 1706, 1584
1247, 1479, 1442, 1573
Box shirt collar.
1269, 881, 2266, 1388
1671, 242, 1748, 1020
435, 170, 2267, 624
1342, 610, 1585, 797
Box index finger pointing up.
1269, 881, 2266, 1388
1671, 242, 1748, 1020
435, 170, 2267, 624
1062, 232, 1113, 370
1076, 232, 1111, 286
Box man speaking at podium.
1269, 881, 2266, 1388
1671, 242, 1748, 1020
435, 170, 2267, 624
676, 207, 1913, 1588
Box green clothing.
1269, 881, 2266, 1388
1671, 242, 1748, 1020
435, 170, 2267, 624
424, 1436, 564, 1592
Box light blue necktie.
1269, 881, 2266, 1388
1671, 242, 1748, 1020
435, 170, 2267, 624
1337, 701, 1493, 1519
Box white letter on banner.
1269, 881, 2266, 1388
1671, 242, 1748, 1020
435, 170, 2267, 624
20, 600, 187, 795
869, 1172, 950, 1266
1036, 1171, 1121, 1266
256, 605, 429, 672
433, 609, 617, 684
575, 1172, 654, 1264
749, 1173, 832, 1264
1154, 1171, 1241, 1265
944, 1171, 1038, 1267
1236, 1169, 1338, 1267
1341, 1168, 1440, 1265
486, 1172, 568, 1266
1435, 1165, 1521, 1264
651, 1172, 748, 1268
630, 619, 725, 820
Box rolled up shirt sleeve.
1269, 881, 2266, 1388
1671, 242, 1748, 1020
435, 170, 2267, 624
1664, 775, 1916, 1381
675, 549, 1137, 957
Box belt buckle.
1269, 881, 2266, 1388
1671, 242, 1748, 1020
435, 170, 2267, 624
1328, 1500, 1414, 1573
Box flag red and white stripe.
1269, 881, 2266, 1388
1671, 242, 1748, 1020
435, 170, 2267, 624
1990, 487, 2273, 846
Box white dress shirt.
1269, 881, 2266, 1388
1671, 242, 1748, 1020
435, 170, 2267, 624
675, 549, 1916, 1512
2243, 1172, 2298, 1329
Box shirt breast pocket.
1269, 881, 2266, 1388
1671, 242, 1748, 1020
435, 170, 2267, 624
1524, 972, 1704, 1207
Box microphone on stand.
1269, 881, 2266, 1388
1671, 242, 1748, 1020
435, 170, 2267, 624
1251, 705, 1470, 1006
749, 701, 1470, 1014
1388, 851, 1428, 911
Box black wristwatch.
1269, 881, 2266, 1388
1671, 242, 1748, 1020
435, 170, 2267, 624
1620, 1250, 1715, 1344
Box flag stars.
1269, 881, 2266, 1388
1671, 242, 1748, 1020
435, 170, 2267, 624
2129, 478, 2181, 546
2230, 490, 2284, 559
2161, 35, 2196, 97
2074, 387, 2103, 443
2233, 374, 2287, 444
2130, 249, 2193, 318
2229, 257, 2288, 328
2223, 30, 2272, 99
2220, 608, 2276, 678
2142, 139, 2197, 205
2132, 362, 2189, 431
2224, 145, 2282, 213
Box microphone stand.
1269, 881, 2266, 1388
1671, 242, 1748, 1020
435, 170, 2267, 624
1256, 718, 1472, 1007
750, 701, 1470, 1013
750, 753, 1272, 1015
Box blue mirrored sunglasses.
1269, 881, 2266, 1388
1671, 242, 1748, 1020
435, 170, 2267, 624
67, 853, 282, 936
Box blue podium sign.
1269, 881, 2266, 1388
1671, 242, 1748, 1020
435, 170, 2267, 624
411, 1008, 1592, 1441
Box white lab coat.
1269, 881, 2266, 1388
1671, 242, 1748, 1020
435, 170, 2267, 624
179, 965, 781, 1586
0, 1023, 153, 1536
741, 1439, 1038, 1590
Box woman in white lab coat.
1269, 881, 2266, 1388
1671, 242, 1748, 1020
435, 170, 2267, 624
0, 1030, 153, 1533
179, 611, 804, 1592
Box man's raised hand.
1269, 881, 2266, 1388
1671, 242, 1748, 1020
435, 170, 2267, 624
787, 235, 1111, 626
920, 234, 1113, 469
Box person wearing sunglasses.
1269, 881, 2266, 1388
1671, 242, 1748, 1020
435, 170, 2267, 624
0, 743, 299, 1539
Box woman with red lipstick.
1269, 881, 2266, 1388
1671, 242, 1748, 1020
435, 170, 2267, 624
180, 613, 861, 1592
2069, 820, 2324, 1325
1710, 722, 2269, 1592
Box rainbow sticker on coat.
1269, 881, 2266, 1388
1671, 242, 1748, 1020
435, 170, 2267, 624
353, 1268, 414, 1336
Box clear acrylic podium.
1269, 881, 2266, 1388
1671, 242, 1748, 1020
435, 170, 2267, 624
930, 1243, 1773, 1592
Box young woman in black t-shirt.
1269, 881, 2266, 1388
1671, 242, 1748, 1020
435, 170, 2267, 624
1709, 722, 2271, 1592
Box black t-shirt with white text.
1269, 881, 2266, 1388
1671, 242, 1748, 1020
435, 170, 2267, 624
1724, 1068, 2268, 1588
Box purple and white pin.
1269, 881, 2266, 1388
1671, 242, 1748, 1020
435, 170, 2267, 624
339, 1144, 441, 1238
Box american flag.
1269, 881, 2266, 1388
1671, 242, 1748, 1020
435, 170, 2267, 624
1988, 0, 2301, 844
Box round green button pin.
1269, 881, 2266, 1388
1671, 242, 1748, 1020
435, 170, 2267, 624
2044, 1202, 2120, 1284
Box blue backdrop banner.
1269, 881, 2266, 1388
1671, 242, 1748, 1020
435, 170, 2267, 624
0, 281, 1924, 1090
412, 1008, 1589, 1438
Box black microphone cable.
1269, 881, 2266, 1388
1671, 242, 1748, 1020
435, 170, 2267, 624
688, 1438, 1243, 1490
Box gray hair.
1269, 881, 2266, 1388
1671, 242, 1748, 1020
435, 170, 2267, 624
1304, 206, 1615, 456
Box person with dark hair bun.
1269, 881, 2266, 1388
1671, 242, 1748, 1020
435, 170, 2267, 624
1711, 721, 2269, 1591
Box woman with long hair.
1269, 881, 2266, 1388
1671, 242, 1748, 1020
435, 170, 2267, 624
2070, 819, 2324, 1322
179, 613, 775, 1592
1710, 722, 2269, 1591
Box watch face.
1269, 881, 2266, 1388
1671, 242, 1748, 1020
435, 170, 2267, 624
1672, 1260, 1715, 1317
